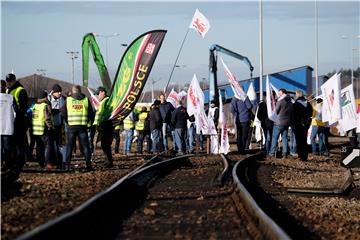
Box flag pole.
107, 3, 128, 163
164, 28, 190, 94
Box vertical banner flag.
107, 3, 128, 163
320, 73, 342, 125
167, 88, 179, 108
338, 84, 357, 132
266, 75, 278, 122
218, 90, 230, 154
189, 9, 211, 38
220, 57, 247, 101
87, 87, 100, 110
82, 33, 111, 92
104, 30, 167, 120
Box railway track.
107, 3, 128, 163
16, 152, 293, 240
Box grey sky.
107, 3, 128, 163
1, 1, 359, 90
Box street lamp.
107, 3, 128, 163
151, 77, 162, 102
66, 51, 79, 85
341, 35, 360, 87
94, 33, 127, 67
36, 69, 46, 76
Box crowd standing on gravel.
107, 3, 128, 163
1, 73, 360, 181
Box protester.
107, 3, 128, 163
171, 100, 189, 155
93, 86, 113, 167
61, 85, 94, 171
123, 110, 137, 155
31, 90, 53, 168
292, 90, 313, 161
257, 99, 274, 154
230, 90, 253, 154
5, 73, 28, 175
135, 107, 150, 154
112, 118, 122, 154
268, 88, 293, 158
187, 115, 196, 154
150, 100, 163, 153
310, 97, 329, 157
159, 93, 175, 151
0, 80, 18, 183
47, 84, 66, 168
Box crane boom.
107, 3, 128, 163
208, 44, 254, 105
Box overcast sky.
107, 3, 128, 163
1, 1, 359, 90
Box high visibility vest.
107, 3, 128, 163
123, 115, 135, 129
6, 86, 24, 107
115, 125, 121, 130
135, 112, 148, 131
32, 103, 47, 135
93, 96, 109, 126
66, 97, 88, 126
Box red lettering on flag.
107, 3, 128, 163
194, 18, 205, 33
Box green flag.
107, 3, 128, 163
82, 33, 111, 92
105, 30, 167, 120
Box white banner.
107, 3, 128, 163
218, 90, 230, 154
220, 57, 247, 101
247, 82, 257, 102
187, 74, 206, 134
88, 87, 100, 110
338, 84, 357, 132
320, 73, 342, 125
254, 106, 265, 145
266, 75, 278, 122
189, 9, 211, 38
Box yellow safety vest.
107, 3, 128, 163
66, 97, 88, 126
123, 115, 135, 129
6, 86, 24, 107
93, 97, 109, 126
135, 112, 148, 131
32, 103, 47, 135
311, 103, 325, 127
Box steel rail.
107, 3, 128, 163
16, 154, 191, 240
231, 153, 291, 240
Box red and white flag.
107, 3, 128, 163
220, 57, 247, 101
88, 87, 100, 110
266, 75, 278, 122
187, 74, 206, 134
189, 9, 211, 38
167, 88, 178, 108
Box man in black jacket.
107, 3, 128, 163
257, 100, 274, 154
149, 100, 163, 153
159, 94, 175, 151
293, 90, 313, 161
171, 100, 189, 155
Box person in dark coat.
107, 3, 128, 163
230, 94, 253, 154
171, 100, 189, 155
149, 100, 163, 153
292, 90, 313, 161
257, 99, 274, 154
269, 88, 293, 158
159, 94, 175, 151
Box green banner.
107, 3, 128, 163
105, 30, 167, 120
82, 33, 111, 92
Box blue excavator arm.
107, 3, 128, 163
209, 44, 254, 105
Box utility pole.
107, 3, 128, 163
66, 51, 79, 84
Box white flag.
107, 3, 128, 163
320, 73, 342, 125
178, 90, 187, 102
88, 87, 100, 110
254, 106, 265, 145
220, 57, 247, 101
218, 90, 230, 154
247, 82, 257, 102
210, 135, 219, 154
266, 75, 278, 122
189, 9, 211, 38
187, 74, 206, 134
167, 88, 178, 108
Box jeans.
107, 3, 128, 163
124, 129, 134, 153
171, 130, 177, 151
265, 127, 273, 154
112, 129, 120, 153
236, 121, 250, 154
162, 123, 168, 150
197, 132, 204, 150
187, 126, 196, 152
65, 127, 91, 168
174, 128, 187, 153
1, 135, 16, 170
269, 124, 289, 156
289, 128, 297, 155
34, 135, 47, 167
311, 126, 328, 154
151, 129, 161, 153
